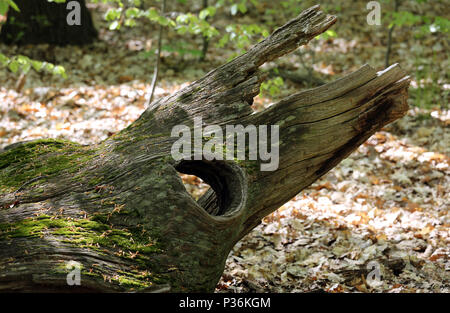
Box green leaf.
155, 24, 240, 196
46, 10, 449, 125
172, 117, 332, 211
176, 14, 188, 23
176, 25, 188, 35
157, 16, 170, 26
260, 76, 284, 97
105, 8, 121, 21
125, 7, 140, 18
109, 20, 120, 30
199, 6, 216, 20
7, 0, 20, 12
238, 2, 247, 14
199, 9, 208, 20
8, 60, 19, 73
218, 33, 229, 47
53, 65, 67, 78
230, 4, 238, 16
45, 63, 54, 71
316, 29, 337, 40
124, 18, 137, 27
16, 55, 29, 64
146, 8, 159, 20
31, 60, 43, 71
0, 1, 9, 15
21, 61, 31, 73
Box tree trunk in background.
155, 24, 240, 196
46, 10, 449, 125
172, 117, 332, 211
0, 0, 97, 45
0, 6, 410, 292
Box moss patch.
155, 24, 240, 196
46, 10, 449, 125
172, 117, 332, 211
0, 214, 161, 258
4, 212, 166, 291
0, 139, 96, 192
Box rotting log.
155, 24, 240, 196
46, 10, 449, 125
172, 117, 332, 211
0, 5, 409, 292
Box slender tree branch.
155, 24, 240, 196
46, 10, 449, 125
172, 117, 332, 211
146, 0, 166, 106
386, 0, 400, 68
199, 0, 209, 62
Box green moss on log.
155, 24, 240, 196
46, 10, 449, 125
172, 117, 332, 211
0, 212, 167, 290
0, 139, 97, 192
0, 214, 161, 257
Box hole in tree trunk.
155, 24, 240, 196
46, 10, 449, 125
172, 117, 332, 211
175, 160, 246, 217
178, 173, 210, 201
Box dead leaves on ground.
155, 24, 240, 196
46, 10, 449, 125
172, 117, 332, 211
218, 128, 449, 293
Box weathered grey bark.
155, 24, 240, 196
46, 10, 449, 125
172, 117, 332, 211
0, 5, 409, 292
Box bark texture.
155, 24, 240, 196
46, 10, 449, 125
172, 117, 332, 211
0, 5, 410, 292
0, 0, 97, 45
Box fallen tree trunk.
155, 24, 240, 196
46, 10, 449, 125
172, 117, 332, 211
0, 5, 409, 292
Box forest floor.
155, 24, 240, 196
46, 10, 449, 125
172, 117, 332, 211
0, 0, 448, 292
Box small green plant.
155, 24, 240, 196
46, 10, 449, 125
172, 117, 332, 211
0, 53, 67, 77
409, 55, 447, 109
315, 29, 337, 41
260, 76, 284, 97
218, 23, 269, 49
383, 0, 449, 66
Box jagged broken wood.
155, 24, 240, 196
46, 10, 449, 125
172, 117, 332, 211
0, 5, 409, 292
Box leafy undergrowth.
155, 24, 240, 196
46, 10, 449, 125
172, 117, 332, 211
0, 0, 448, 293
